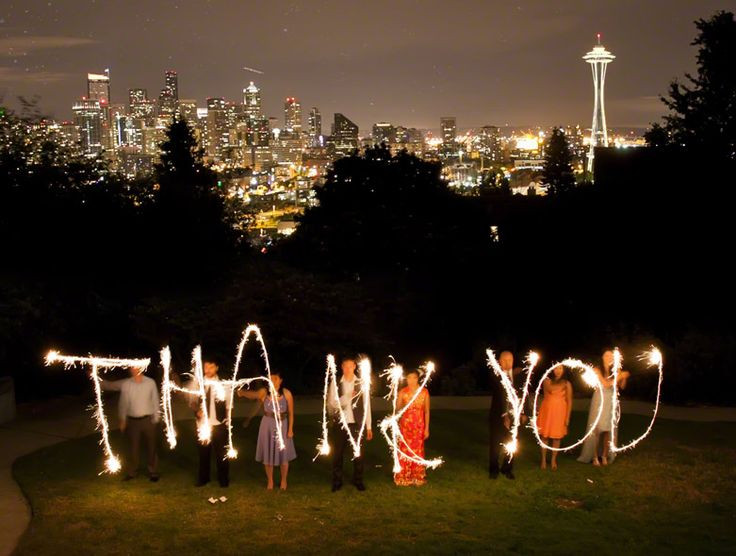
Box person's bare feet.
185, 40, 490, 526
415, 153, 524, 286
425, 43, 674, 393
551, 461, 558, 471
280, 482, 287, 491
267, 481, 274, 490
592, 457, 601, 466
541, 460, 547, 470
601, 457, 608, 466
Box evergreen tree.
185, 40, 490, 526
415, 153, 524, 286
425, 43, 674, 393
650, 11, 736, 160
152, 117, 236, 262
541, 128, 575, 195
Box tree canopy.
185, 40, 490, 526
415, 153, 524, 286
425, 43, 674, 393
541, 128, 576, 195
647, 11, 736, 161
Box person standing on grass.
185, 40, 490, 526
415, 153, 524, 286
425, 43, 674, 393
578, 350, 630, 466
237, 371, 296, 490
327, 355, 373, 492
100, 366, 160, 482
189, 359, 230, 487
488, 351, 528, 480
537, 364, 573, 470
393, 368, 431, 486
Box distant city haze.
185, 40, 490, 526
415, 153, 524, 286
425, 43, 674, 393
0, 0, 731, 130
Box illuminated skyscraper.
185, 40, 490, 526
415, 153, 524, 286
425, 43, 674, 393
372, 122, 396, 145
583, 34, 615, 172
308, 107, 322, 145
128, 88, 147, 105
479, 125, 501, 164
328, 113, 359, 158
284, 97, 302, 133
243, 81, 262, 120
87, 70, 111, 148
440, 117, 457, 156
87, 70, 110, 105
73, 98, 103, 155
164, 70, 178, 100
158, 70, 179, 117
205, 97, 228, 158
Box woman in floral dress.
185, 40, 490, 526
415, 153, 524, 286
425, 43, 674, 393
394, 368, 431, 486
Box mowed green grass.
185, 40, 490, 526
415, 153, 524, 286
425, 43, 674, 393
12, 410, 736, 555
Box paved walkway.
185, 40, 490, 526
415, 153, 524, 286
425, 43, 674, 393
1, 395, 735, 555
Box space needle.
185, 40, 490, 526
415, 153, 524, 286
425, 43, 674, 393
583, 34, 615, 173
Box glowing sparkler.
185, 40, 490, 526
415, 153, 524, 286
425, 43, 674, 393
609, 346, 664, 453
486, 350, 539, 459
44, 351, 151, 474
378, 360, 443, 474
530, 358, 605, 452
160, 324, 285, 460
314, 355, 372, 460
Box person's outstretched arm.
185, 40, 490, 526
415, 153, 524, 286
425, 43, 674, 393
285, 389, 295, 438
424, 390, 431, 440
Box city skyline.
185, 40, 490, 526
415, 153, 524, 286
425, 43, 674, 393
1, 0, 732, 130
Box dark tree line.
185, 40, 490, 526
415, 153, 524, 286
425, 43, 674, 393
1, 10, 734, 405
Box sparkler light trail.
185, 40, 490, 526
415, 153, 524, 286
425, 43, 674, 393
160, 324, 285, 460
609, 347, 664, 453
314, 355, 372, 460
530, 359, 605, 452
44, 351, 151, 474
486, 350, 539, 459
378, 360, 443, 474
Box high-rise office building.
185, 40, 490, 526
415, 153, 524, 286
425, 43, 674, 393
205, 97, 229, 158
479, 125, 501, 163
308, 107, 322, 145
243, 81, 262, 120
372, 122, 396, 145
128, 88, 147, 105
164, 70, 178, 100
87, 70, 110, 105
440, 117, 457, 147
177, 99, 198, 124
284, 97, 302, 133
73, 98, 103, 155
328, 113, 359, 158
87, 70, 111, 148
583, 34, 615, 172
158, 70, 179, 118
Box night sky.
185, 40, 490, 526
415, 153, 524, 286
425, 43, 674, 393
0, 0, 732, 130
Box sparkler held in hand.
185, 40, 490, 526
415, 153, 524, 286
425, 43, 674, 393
44, 351, 151, 475
379, 360, 442, 484
315, 354, 373, 492
486, 350, 538, 480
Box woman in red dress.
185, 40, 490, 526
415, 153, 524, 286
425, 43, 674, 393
394, 368, 431, 486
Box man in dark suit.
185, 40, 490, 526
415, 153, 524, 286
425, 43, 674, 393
190, 360, 230, 487
328, 355, 373, 492
489, 351, 528, 480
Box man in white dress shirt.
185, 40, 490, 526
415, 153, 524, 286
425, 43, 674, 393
101, 367, 160, 481
328, 355, 373, 492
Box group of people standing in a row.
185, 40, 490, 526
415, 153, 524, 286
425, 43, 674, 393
488, 349, 629, 478
99, 349, 627, 490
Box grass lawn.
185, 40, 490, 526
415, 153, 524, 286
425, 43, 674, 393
12, 409, 736, 555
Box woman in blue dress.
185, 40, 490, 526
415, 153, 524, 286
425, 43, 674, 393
239, 371, 296, 489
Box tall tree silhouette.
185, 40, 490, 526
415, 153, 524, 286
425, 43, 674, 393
541, 128, 575, 195
649, 11, 736, 160
153, 117, 234, 267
